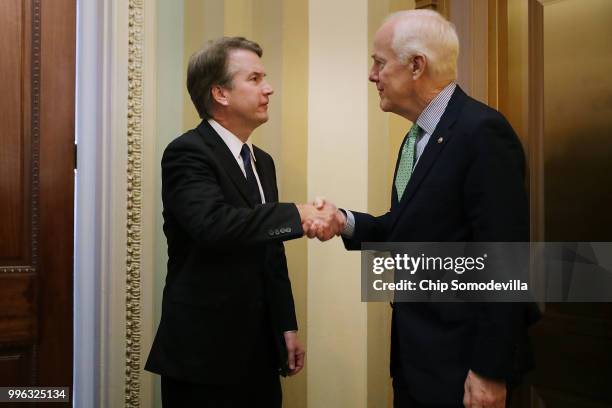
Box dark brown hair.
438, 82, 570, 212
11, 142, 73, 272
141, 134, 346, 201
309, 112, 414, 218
186, 37, 263, 119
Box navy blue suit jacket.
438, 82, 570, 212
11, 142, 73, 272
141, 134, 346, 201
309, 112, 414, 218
343, 86, 537, 404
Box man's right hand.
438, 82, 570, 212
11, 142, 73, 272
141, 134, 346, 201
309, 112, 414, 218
297, 200, 345, 241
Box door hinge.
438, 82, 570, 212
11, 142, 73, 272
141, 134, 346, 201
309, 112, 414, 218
74, 143, 78, 170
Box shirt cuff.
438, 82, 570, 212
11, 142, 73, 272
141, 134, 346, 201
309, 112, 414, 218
340, 209, 355, 238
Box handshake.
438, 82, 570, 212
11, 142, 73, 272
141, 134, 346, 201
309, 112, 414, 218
296, 198, 346, 241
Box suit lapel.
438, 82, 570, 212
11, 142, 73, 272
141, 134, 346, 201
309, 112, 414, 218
196, 121, 256, 206
390, 87, 468, 229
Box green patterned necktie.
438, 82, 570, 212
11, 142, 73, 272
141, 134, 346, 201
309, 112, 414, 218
394, 124, 421, 201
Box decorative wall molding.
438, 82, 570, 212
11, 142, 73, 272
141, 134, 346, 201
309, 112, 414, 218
0, 267, 36, 273
125, 0, 144, 406
31, 0, 41, 274
30, 0, 41, 387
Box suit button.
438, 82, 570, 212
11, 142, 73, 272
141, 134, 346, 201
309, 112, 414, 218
280, 227, 287, 233
287, 227, 292, 233
275, 229, 280, 235
268, 229, 274, 236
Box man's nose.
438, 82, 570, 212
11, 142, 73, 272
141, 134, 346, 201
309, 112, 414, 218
263, 82, 274, 95
369, 68, 378, 82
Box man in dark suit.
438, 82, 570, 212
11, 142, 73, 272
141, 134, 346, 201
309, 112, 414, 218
145, 37, 341, 407
310, 10, 537, 408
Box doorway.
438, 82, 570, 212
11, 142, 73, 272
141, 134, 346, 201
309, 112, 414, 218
0, 0, 76, 406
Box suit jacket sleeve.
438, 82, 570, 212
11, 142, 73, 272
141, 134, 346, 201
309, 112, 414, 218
464, 116, 530, 380
342, 211, 393, 250
162, 137, 303, 247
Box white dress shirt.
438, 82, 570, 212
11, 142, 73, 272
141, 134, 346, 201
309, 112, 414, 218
208, 119, 266, 203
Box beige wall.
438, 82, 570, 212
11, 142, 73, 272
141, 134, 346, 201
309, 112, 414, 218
182, 0, 205, 129
278, 0, 309, 406
153, 1, 184, 407
307, 0, 369, 404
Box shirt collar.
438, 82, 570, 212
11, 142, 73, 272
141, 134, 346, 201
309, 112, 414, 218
208, 119, 256, 162
415, 82, 457, 136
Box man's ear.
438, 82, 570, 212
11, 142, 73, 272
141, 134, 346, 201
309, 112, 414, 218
411, 55, 427, 79
211, 85, 229, 106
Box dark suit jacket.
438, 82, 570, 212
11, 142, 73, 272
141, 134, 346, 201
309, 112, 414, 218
343, 86, 538, 404
145, 120, 303, 385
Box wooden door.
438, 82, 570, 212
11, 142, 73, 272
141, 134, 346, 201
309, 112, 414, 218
500, 0, 612, 406
0, 0, 76, 406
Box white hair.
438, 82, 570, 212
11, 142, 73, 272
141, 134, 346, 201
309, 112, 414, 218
386, 9, 459, 81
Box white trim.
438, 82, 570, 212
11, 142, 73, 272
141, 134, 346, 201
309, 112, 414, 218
74, 0, 129, 406
74, 0, 104, 405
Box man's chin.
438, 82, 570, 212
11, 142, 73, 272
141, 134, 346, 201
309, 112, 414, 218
253, 115, 269, 127
379, 101, 391, 112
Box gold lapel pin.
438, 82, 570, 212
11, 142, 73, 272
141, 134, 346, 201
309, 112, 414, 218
437, 137, 444, 144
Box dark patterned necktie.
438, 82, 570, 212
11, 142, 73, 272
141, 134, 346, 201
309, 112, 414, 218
394, 124, 421, 201
240, 144, 261, 204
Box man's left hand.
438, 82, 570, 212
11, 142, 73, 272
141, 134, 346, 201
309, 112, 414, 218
463, 369, 506, 408
283, 331, 305, 376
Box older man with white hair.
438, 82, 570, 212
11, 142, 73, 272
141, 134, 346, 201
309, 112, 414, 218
310, 9, 537, 408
